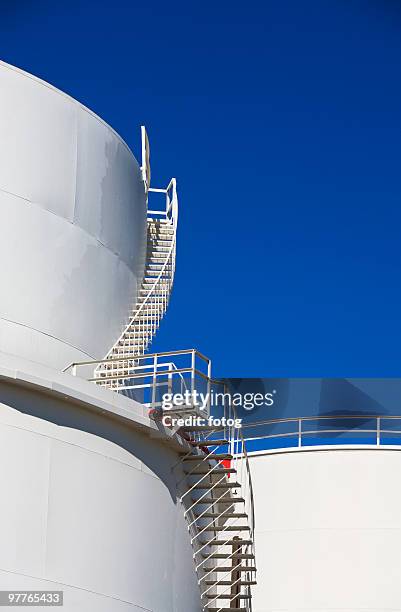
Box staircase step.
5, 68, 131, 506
113, 351, 147, 357
112, 346, 145, 352
191, 439, 228, 447
185, 468, 236, 475
133, 307, 163, 314
136, 300, 164, 306
196, 513, 248, 519
135, 307, 163, 314
148, 226, 174, 232
148, 225, 173, 229
205, 580, 256, 586
193, 497, 245, 504
181, 453, 233, 461
145, 269, 169, 276
192, 482, 240, 490
147, 245, 172, 252
203, 565, 256, 572
206, 594, 251, 600
201, 526, 251, 532
201, 553, 254, 559
206, 608, 246, 612
205, 539, 253, 546
128, 324, 154, 329
144, 272, 169, 279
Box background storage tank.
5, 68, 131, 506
240, 378, 401, 612
250, 446, 401, 612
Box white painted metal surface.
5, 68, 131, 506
0, 352, 200, 611
249, 447, 401, 612
0, 61, 147, 369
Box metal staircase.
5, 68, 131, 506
103, 178, 177, 362
94, 126, 177, 372
173, 402, 256, 612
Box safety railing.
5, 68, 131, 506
241, 414, 401, 451
64, 349, 211, 411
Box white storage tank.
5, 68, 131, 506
0, 60, 147, 369
241, 378, 401, 612
250, 446, 401, 612
0, 354, 201, 612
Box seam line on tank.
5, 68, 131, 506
0, 185, 137, 264
0, 420, 159, 479
0, 315, 95, 360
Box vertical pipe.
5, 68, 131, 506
191, 350, 196, 408
152, 353, 158, 408
207, 359, 212, 418
168, 363, 173, 396
298, 419, 302, 448
230, 536, 241, 609
377, 417, 381, 446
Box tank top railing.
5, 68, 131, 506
241, 415, 401, 451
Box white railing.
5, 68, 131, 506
241, 414, 401, 449
64, 349, 211, 409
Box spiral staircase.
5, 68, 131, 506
102, 180, 177, 362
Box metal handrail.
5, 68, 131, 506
241, 414, 401, 449
66, 349, 212, 411
63, 348, 210, 372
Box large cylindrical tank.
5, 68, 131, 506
0, 354, 200, 612
237, 379, 401, 611
250, 447, 401, 612
0, 61, 147, 369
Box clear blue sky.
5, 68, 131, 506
1, 1, 401, 376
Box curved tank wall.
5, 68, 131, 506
0, 363, 200, 611
249, 447, 401, 612
0, 61, 147, 369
